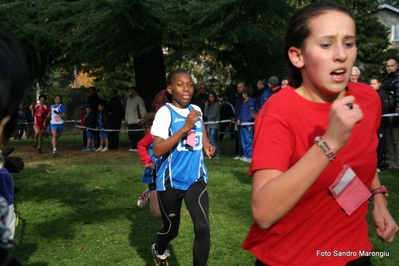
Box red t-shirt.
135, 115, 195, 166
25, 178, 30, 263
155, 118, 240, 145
242, 83, 380, 265
32, 103, 50, 127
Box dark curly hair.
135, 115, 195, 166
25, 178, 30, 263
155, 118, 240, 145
166, 69, 189, 86
152, 89, 171, 111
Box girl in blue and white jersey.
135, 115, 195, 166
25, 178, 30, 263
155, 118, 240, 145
150, 69, 215, 266
50, 95, 66, 155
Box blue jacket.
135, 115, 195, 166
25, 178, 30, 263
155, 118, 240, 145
234, 94, 243, 120
257, 88, 271, 111
238, 97, 256, 123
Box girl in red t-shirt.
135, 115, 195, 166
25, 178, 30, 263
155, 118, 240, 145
30, 94, 50, 154
242, 2, 398, 266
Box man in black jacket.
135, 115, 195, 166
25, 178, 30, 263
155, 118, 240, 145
106, 89, 124, 149
382, 59, 399, 170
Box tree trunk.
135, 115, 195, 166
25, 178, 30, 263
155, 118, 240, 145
133, 45, 166, 112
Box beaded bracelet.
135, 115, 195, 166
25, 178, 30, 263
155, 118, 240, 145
314, 136, 336, 162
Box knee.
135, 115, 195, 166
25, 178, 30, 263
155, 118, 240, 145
194, 222, 210, 238
160, 226, 179, 240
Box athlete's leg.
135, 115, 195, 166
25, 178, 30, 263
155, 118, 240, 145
33, 124, 40, 144
149, 190, 161, 219
184, 181, 210, 266
51, 128, 58, 150
37, 127, 45, 149
156, 188, 184, 255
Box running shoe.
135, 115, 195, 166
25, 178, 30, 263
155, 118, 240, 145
240, 157, 251, 163
33, 142, 37, 149
137, 189, 150, 207
37, 148, 42, 154
53, 149, 57, 155
101, 147, 109, 152
89, 146, 96, 151
151, 243, 168, 266
95, 147, 102, 152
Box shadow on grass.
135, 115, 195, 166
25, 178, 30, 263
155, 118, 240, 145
232, 169, 252, 185
126, 208, 180, 266
13, 177, 134, 262
14, 215, 48, 266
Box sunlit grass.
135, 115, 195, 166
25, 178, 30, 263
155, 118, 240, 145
7, 134, 399, 265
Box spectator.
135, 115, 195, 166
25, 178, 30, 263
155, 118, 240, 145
24, 107, 34, 139
381, 59, 399, 170
255, 79, 271, 113
242, 2, 398, 265
78, 104, 87, 148
350, 66, 360, 83
86, 86, 101, 147
370, 76, 390, 172
204, 91, 221, 158
50, 95, 67, 155
281, 78, 289, 88
192, 82, 209, 120
233, 82, 245, 159
82, 105, 96, 151
96, 100, 110, 152
106, 89, 124, 149
218, 96, 235, 141
125, 87, 147, 152
86, 86, 101, 113
13, 109, 25, 140
237, 86, 256, 163
30, 94, 50, 154
268, 76, 281, 95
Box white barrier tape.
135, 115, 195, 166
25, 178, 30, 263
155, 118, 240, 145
204, 119, 254, 126
75, 125, 144, 132
203, 119, 233, 125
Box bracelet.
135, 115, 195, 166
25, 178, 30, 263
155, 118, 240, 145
314, 136, 336, 162
370, 185, 389, 199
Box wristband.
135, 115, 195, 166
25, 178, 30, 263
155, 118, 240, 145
370, 185, 388, 199
314, 136, 336, 162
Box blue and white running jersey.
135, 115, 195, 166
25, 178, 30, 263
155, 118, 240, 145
156, 104, 208, 191
50, 104, 65, 125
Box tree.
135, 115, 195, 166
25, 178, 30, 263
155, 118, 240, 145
22, 1, 398, 107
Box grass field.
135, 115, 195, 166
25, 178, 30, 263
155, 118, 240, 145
6, 134, 399, 265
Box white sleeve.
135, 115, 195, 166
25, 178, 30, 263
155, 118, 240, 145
151, 106, 171, 140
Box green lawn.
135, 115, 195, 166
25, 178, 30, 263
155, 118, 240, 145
7, 134, 399, 265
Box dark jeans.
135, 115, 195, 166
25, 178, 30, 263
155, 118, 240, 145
14, 122, 24, 140
377, 127, 386, 170
219, 122, 234, 141
82, 130, 87, 147
109, 122, 122, 149
128, 124, 143, 149
255, 256, 373, 266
